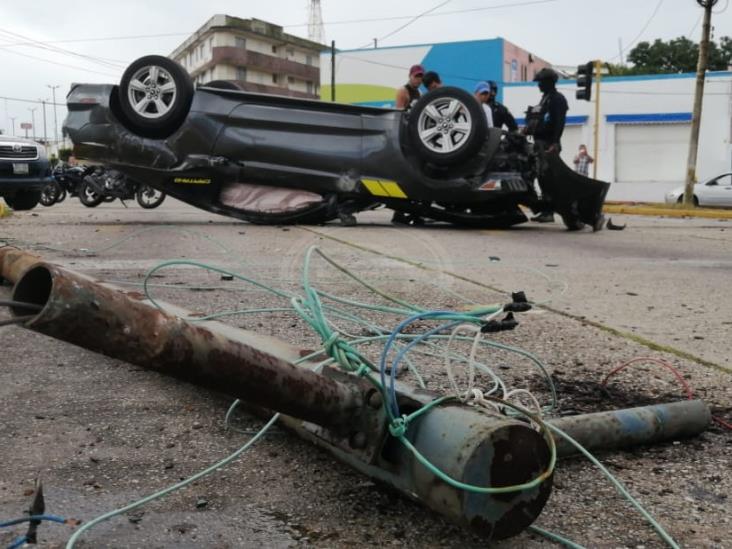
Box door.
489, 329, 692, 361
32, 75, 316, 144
615, 123, 690, 183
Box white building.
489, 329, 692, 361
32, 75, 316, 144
170, 15, 325, 98
504, 71, 732, 201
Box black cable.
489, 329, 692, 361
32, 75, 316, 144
0, 315, 35, 327
0, 300, 43, 311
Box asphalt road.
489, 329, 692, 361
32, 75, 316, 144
1, 199, 730, 548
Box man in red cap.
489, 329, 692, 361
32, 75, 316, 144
395, 64, 424, 109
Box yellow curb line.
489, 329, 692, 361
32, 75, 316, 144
603, 204, 732, 219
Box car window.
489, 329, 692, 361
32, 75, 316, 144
708, 174, 732, 186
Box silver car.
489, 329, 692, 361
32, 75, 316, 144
665, 173, 732, 207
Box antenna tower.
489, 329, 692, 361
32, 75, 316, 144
308, 0, 325, 44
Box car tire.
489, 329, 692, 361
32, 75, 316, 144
5, 191, 40, 211
79, 181, 104, 207
408, 86, 487, 166
136, 185, 166, 209
118, 55, 194, 138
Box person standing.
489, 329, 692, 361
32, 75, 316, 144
529, 67, 568, 223
473, 82, 494, 127
422, 71, 442, 91
395, 64, 425, 109
573, 144, 594, 176
486, 81, 518, 132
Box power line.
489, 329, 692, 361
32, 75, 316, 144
356, 0, 452, 49
0, 95, 66, 108
0, 27, 125, 68
0, 47, 119, 77
288, 0, 559, 29
608, 0, 666, 62
0, 1, 560, 48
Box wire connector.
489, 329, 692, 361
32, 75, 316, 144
504, 291, 532, 313
480, 312, 519, 333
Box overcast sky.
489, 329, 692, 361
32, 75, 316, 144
1, 0, 730, 138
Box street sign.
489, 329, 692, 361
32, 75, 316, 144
20, 122, 32, 130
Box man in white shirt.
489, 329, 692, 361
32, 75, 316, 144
473, 82, 494, 128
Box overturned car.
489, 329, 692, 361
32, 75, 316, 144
63, 55, 609, 229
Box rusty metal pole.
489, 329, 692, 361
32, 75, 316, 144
9, 262, 363, 431
548, 400, 711, 457
3, 252, 554, 541
0, 247, 41, 285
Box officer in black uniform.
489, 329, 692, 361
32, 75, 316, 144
529, 67, 568, 223
486, 81, 518, 132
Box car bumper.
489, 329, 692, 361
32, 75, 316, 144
0, 175, 53, 193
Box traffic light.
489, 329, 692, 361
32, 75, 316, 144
576, 62, 593, 101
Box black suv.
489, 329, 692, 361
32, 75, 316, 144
0, 136, 52, 210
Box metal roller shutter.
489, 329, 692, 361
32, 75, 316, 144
615, 123, 690, 183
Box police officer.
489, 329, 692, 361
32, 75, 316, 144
530, 67, 568, 222
486, 81, 518, 132
532, 68, 568, 154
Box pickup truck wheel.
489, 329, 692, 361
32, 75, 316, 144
408, 87, 486, 166
5, 191, 40, 211
119, 55, 194, 138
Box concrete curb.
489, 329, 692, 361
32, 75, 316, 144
603, 203, 732, 219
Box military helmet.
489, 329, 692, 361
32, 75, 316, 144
533, 68, 559, 83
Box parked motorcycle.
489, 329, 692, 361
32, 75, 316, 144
79, 167, 166, 209
40, 164, 91, 206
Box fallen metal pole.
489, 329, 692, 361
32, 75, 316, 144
4, 253, 554, 541
8, 261, 363, 431
0, 247, 41, 285
548, 400, 711, 457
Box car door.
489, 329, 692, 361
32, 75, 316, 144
701, 174, 732, 207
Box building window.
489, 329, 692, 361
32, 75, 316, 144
235, 37, 246, 50
306, 81, 313, 94
287, 47, 294, 57
208, 37, 214, 52
306, 54, 312, 66
271, 45, 278, 54
272, 74, 278, 84
237, 67, 247, 81
288, 76, 295, 84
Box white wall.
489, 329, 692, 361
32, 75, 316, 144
504, 73, 732, 189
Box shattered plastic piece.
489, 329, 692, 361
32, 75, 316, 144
606, 217, 626, 231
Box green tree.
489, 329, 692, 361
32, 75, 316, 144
615, 36, 731, 75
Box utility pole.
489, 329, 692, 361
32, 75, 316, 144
48, 85, 60, 149
331, 40, 336, 102
683, 0, 718, 207
28, 107, 37, 141
373, 38, 378, 48
39, 99, 48, 145
9, 117, 16, 136
593, 59, 602, 179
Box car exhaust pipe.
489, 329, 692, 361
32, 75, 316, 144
5, 255, 554, 541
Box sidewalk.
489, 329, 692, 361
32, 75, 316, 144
604, 202, 732, 219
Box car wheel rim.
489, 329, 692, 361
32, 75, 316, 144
84, 186, 99, 201
127, 65, 177, 119
417, 98, 473, 154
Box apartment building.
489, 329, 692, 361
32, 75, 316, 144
170, 15, 325, 98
